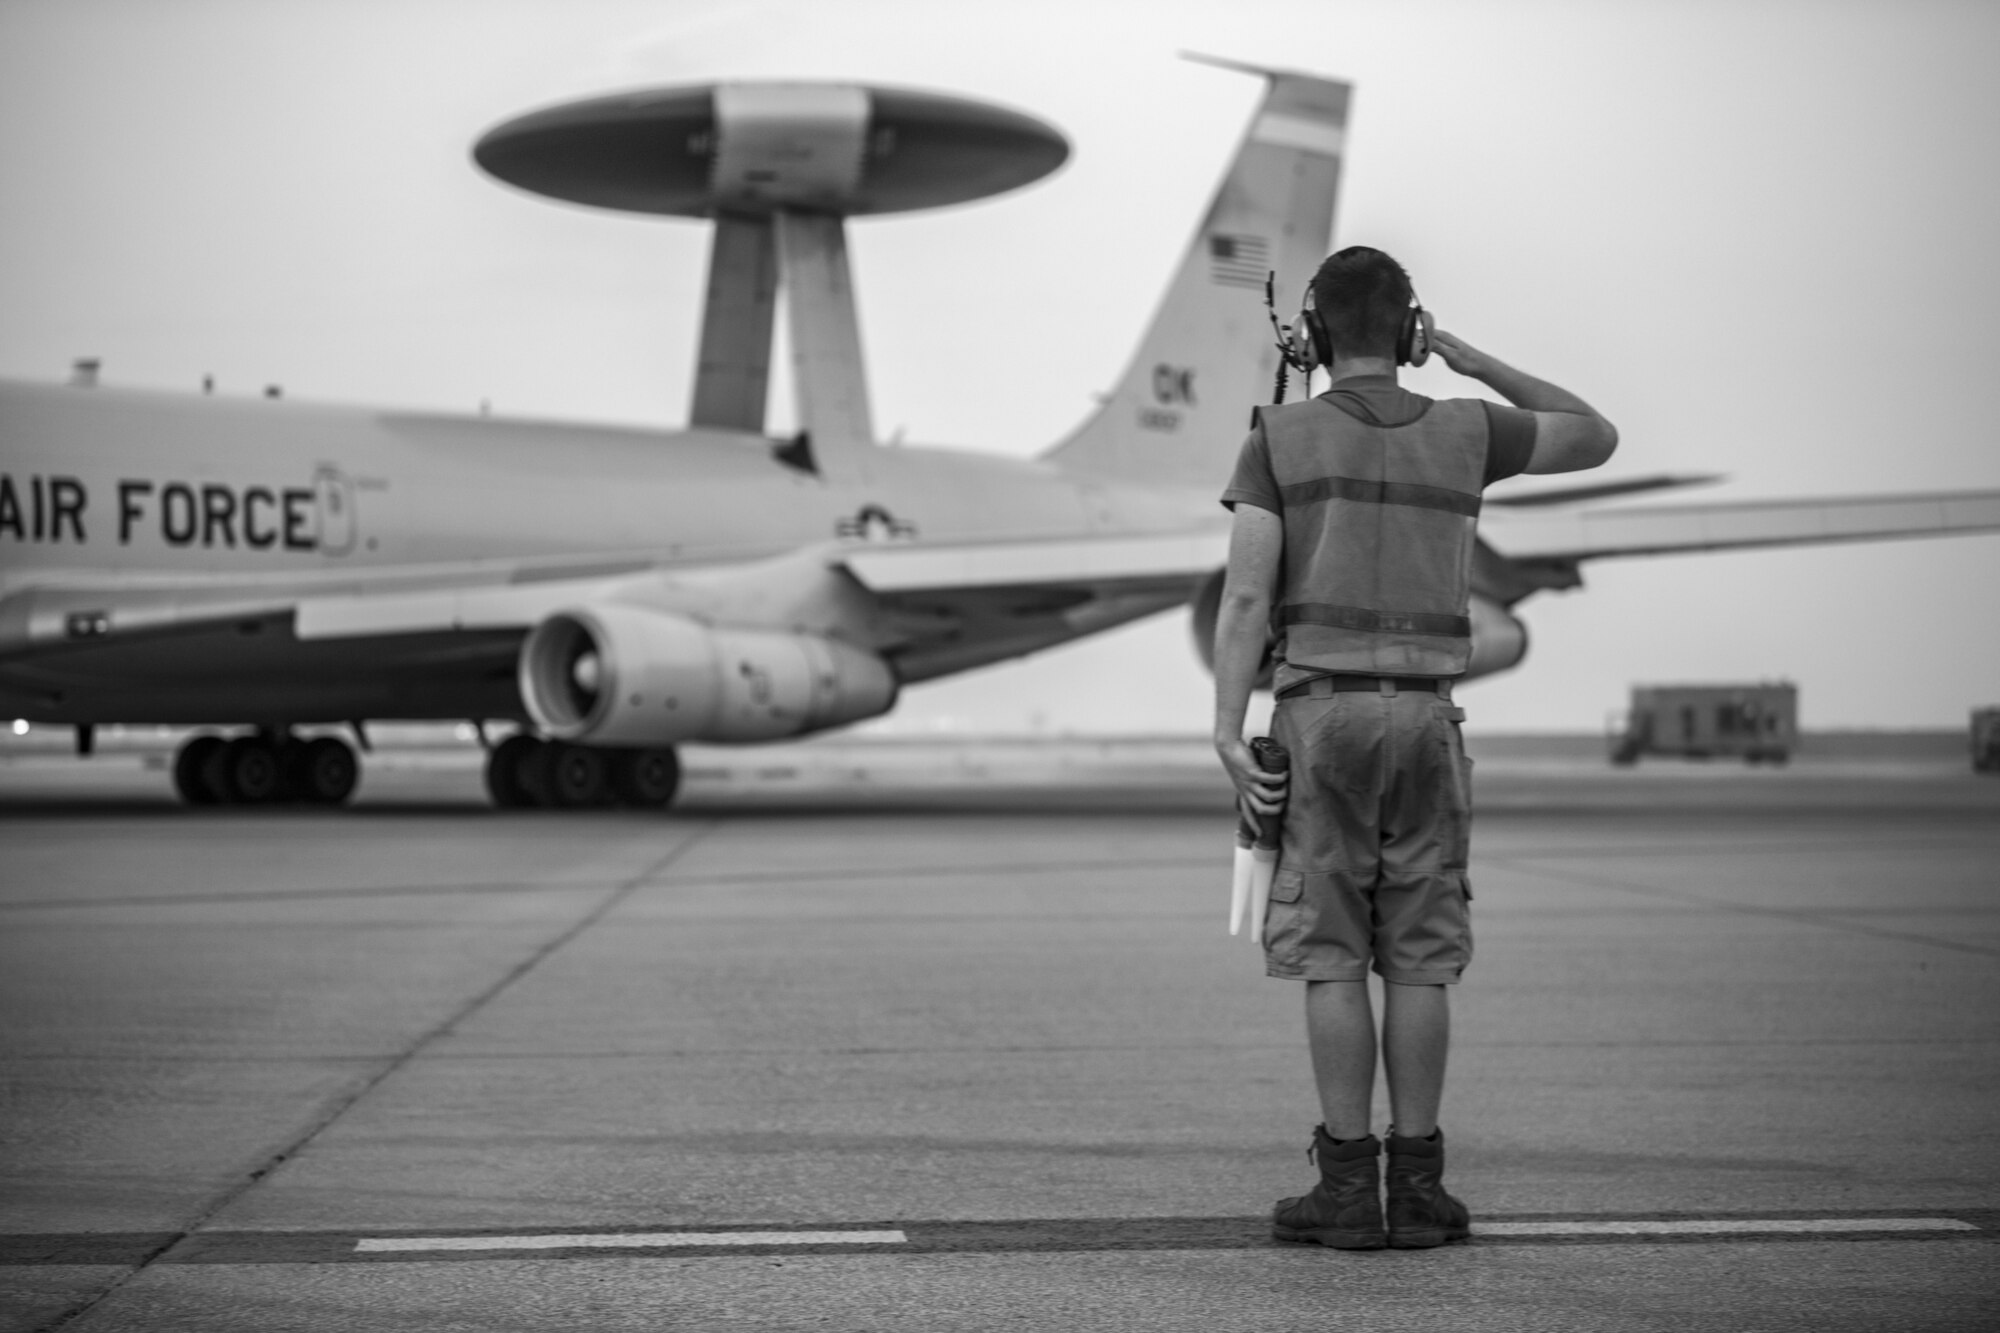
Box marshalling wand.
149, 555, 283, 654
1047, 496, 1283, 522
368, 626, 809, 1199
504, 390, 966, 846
1228, 735, 1290, 942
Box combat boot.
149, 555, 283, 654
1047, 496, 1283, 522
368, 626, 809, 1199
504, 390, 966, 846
1384, 1127, 1471, 1248
1272, 1126, 1386, 1250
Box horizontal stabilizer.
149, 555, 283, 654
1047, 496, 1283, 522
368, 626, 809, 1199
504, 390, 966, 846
1485, 489, 2000, 562
1486, 473, 1723, 508
1178, 51, 1337, 84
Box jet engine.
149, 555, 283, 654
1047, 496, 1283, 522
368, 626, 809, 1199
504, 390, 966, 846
1187, 570, 1530, 682
1187, 569, 1273, 688
1465, 595, 1529, 679
518, 605, 897, 746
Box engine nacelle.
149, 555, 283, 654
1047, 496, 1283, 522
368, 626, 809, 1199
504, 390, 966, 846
1188, 570, 1530, 683
1466, 595, 1529, 679
1187, 568, 1274, 688
519, 605, 897, 746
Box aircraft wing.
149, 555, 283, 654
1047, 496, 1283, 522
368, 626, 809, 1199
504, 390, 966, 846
296, 528, 1241, 643
1483, 473, 1722, 508
0, 565, 638, 657
1482, 489, 2000, 562
292, 576, 626, 640
834, 527, 1231, 682
0, 524, 1232, 662
838, 528, 1229, 595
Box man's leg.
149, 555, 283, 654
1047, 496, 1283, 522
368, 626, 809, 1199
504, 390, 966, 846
1381, 979, 1449, 1137
1280, 978, 1387, 1248
1305, 979, 1376, 1139
1381, 979, 1469, 1248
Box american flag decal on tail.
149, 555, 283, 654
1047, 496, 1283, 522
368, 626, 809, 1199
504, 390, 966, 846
1208, 234, 1268, 289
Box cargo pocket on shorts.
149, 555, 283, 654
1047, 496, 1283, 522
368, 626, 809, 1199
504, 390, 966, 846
1263, 869, 1308, 971
1452, 871, 1474, 972
1433, 706, 1473, 871
1271, 869, 1305, 904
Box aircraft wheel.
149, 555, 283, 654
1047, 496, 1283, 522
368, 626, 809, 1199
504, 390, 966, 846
272, 737, 308, 801
517, 739, 561, 807
206, 736, 281, 804
485, 735, 543, 808
610, 747, 680, 807
174, 734, 225, 804
296, 736, 359, 805
547, 743, 610, 808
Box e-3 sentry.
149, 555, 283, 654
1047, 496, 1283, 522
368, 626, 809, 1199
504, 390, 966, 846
4, 59, 1996, 808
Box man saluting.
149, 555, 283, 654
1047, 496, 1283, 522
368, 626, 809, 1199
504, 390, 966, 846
1213, 246, 1617, 1250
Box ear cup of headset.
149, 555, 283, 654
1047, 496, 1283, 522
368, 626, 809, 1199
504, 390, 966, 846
1299, 306, 1330, 368
1399, 305, 1435, 367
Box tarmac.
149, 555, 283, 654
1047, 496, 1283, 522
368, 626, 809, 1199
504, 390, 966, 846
1, 732, 1995, 1331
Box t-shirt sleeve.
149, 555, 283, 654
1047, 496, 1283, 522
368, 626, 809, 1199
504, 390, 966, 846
1220, 416, 1283, 514
1481, 400, 1538, 486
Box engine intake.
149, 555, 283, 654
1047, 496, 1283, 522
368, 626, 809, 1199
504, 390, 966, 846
519, 605, 897, 746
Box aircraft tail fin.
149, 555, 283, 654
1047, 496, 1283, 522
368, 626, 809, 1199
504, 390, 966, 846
1041, 59, 1348, 487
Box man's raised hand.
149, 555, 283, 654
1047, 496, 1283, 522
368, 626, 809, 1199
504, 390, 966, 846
1428, 329, 1490, 379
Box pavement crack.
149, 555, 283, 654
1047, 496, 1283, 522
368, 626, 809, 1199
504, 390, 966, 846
1485, 854, 2000, 958
0, 878, 632, 913
35, 819, 722, 1332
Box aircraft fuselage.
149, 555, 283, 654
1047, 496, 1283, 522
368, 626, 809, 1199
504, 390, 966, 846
0, 380, 1222, 725
0, 382, 1209, 579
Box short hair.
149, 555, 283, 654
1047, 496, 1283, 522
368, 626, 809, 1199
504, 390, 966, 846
1310, 246, 1414, 359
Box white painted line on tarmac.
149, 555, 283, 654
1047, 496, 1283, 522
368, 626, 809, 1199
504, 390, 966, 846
1481, 1218, 1975, 1237
356, 1230, 908, 1253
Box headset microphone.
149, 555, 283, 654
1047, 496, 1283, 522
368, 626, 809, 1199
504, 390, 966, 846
1264, 272, 1318, 406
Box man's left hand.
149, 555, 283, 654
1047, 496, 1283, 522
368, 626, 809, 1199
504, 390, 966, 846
1217, 735, 1287, 818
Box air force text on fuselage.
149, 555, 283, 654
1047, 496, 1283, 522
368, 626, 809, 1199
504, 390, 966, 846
0, 470, 357, 554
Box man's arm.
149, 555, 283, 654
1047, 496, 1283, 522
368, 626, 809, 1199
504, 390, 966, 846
1213, 503, 1288, 817
1430, 330, 1618, 474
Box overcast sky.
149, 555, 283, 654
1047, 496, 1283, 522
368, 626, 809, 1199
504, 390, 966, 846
2, 0, 1995, 733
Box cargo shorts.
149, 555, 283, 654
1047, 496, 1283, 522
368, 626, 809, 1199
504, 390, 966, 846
1262, 686, 1474, 985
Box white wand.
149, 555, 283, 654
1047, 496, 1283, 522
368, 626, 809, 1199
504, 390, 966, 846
1228, 735, 1290, 943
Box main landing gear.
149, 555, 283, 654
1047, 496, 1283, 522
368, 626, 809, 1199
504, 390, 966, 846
484, 736, 680, 810
172, 730, 359, 806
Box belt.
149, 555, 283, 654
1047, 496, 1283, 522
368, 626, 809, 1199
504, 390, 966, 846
1276, 674, 1454, 701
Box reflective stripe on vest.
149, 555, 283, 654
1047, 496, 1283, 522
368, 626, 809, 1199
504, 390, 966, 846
1259, 395, 1489, 678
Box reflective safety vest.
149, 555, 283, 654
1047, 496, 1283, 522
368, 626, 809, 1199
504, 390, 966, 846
1258, 393, 1491, 682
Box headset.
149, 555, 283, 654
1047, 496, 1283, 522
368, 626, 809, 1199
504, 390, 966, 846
1266, 272, 1434, 382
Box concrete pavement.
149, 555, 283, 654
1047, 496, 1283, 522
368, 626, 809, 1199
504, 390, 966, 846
2, 738, 1994, 1330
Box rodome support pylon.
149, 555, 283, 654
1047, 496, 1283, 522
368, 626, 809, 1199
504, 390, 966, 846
690, 212, 777, 434
689, 207, 876, 485
775, 209, 875, 483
